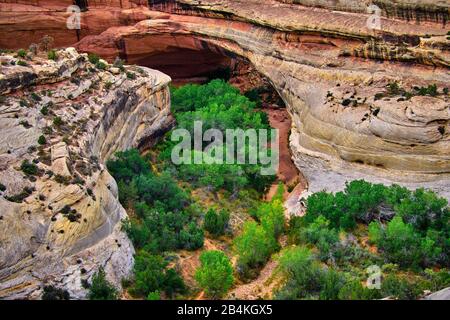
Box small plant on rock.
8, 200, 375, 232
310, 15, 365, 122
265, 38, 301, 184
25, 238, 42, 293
20, 160, 38, 175
38, 135, 46, 145
53, 116, 64, 127
88, 268, 118, 300
88, 53, 100, 64
17, 60, 28, 67
47, 50, 57, 61
17, 49, 27, 58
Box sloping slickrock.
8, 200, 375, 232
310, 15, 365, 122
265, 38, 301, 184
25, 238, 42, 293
0, 48, 173, 299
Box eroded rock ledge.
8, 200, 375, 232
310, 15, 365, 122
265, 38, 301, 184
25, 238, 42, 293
70, 1, 449, 199
0, 48, 173, 299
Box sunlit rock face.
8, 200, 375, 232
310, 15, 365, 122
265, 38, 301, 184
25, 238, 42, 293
0, 48, 172, 299
72, 0, 449, 197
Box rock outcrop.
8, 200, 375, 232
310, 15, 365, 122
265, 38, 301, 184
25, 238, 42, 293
0, 47, 172, 299
73, 0, 450, 198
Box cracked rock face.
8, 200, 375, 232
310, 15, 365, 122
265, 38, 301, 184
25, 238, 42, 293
0, 48, 173, 299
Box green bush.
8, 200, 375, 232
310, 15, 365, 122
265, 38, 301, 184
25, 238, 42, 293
256, 196, 285, 239
380, 274, 422, 300
88, 53, 100, 64
42, 286, 70, 300
17, 60, 28, 67
109, 149, 203, 253
147, 291, 160, 300
17, 49, 27, 58
47, 50, 57, 61
132, 251, 185, 298
166, 80, 275, 194
369, 216, 443, 268
96, 61, 107, 70
40, 105, 49, 115
53, 116, 63, 127
38, 135, 46, 145
204, 208, 230, 237
88, 268, 118, 300
20, 160, 38, 175
106, 149, 150, 183
274, 246, 325, 299
195, 250, 234, 298
234, 221, 277, 274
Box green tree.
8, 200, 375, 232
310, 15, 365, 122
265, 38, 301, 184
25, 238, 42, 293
106, 149, 150, 183
369, 217, 421, 268
132, 252, 167, 297
132, 251, 185, 298
88, 268, 118, 300
274, 246, 323, 299
234, 221, 277, 271
195, 250, 234, 298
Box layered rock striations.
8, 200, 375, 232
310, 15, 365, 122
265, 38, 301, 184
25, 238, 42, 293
73, 0, 450, 197
0, 48, 172, 299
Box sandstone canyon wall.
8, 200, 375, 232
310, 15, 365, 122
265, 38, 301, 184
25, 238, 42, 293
0, 47, 172, 299
76, 0, 449, 197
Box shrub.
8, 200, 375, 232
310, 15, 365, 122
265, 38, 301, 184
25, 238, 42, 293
274, 246, 324, 299
96, 61, 107, 70
42, 286, 70, 300
387, 81, 401, 95
147, 291, 160, 300
17, 49, 27, 58
19, 120, 32, 128
338, 279, 379, 300
113, 56, 125, 71
132, 251, 185, 298
31, 92, 41, 101
47, 50, 57, 61
54, 174, 71, 185
234, 221, 277, 273
126, 72, 136, 80
5, 187, 34, 203
17, 60, 28, 66
88, 268, 118, 300
195, 250, 234, 298
204, 208, 230, 237
106, 149, 150, 183
20, 160, 38, 175
105, 81, 113, 90
417, 84, 438, 96
88, 53, 100, 64
38, 135, 46, 145
53, 116, 63, 126
368, 216, 442, 268
381, 274, 422, 300
40, 105, 49, 115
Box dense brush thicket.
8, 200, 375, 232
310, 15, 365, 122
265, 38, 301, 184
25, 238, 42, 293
281, 180, 450, 300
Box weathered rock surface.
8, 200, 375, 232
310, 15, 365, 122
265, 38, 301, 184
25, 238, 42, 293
0, 48, 172, 299
71, 0, 450, 198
